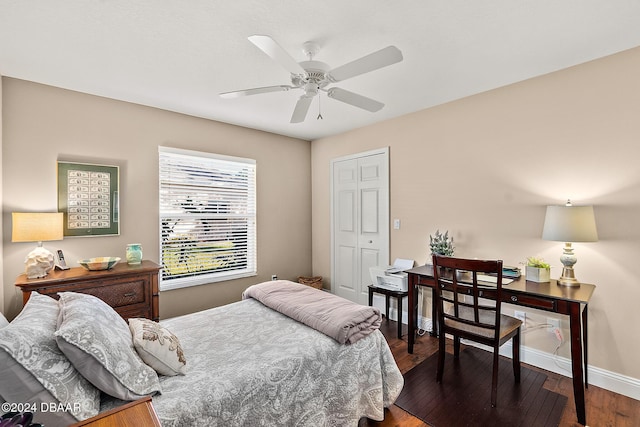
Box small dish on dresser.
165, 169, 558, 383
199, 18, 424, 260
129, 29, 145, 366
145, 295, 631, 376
78, 257, 121, 271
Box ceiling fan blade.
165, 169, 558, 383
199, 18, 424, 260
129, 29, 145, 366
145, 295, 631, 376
220, 85, 292, 99
327, 46, 403, 82
327, 87, 384, 112
248, 35, 306, 76
290, 96, 313, 123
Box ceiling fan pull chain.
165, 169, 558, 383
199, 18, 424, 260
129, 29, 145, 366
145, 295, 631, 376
317, 94, 323, 120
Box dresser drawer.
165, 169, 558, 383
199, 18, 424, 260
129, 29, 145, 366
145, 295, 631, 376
115, 304, 152, 320
80, 278, 147, 308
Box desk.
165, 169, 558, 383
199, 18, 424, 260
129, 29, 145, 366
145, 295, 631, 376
406, 265, 595, 426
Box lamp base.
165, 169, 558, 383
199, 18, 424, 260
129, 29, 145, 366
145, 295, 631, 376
557, 266, 581, 287
556, 242, 581, 287
25, 245, 55, 279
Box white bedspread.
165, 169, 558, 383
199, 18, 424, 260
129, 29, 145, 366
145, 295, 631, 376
101, 298, 403, 426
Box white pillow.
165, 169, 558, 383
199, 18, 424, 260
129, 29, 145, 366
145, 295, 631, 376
129, 318, 187, 376
55, 292, 161, 400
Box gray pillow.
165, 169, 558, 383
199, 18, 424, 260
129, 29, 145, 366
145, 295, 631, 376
0, 311, 8, 328
0, 292, 100, 425
55, 292, 161, 400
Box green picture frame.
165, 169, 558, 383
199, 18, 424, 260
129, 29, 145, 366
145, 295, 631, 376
57, 161, 120, 237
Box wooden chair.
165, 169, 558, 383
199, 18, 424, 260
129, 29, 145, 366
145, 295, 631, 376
432, 255, 522, 408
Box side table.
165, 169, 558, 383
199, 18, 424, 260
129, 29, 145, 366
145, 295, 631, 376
70, 397, 161, 426
368, 285, 409, 339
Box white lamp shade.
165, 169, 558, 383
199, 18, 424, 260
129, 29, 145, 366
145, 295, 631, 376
542, 205, 598, 243
12, 212, 64, 243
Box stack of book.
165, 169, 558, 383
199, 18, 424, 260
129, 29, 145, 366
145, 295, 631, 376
502, 266, 521, 278
485, 266, 521, 278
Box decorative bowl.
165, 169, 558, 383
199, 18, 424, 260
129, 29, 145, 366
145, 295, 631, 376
78, 257, 121, 271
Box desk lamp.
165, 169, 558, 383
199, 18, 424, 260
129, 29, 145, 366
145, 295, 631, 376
12, 212, 64, 279
541, 200, 598, 287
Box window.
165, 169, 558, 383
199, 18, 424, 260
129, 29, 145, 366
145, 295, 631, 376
159, 146, 256, 291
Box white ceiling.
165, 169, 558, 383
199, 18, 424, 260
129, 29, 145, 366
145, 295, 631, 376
2, 1, 640, 141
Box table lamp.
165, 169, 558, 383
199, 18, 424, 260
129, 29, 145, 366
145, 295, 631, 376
541, 200, 598, 287
12, 212, 64, 279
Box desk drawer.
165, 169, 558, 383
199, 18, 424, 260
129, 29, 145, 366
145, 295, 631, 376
507, 293, 555, 311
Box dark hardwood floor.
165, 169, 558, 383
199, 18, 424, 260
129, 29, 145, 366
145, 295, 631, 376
360, 320, 640, 427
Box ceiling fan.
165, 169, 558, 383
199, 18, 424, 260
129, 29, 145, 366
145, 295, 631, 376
220, 35, 403, 123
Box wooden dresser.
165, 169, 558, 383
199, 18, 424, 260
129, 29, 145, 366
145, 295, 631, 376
15, 260, 161, 321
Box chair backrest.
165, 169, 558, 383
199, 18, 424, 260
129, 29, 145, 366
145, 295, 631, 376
432, 255, 504, 344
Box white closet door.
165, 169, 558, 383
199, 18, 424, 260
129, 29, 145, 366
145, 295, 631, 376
332, 148, 389, 306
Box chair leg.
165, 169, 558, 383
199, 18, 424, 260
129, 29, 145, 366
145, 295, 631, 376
436, 328, 446, 383
491, 347, 499, 408
513, 328, 521, 383
453, 335, 461, 359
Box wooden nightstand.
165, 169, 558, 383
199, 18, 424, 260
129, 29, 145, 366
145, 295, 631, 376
15, 260, 161, 321
70, 397, 161, 427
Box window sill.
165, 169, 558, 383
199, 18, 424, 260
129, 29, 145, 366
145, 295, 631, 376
159, 271, 257, 291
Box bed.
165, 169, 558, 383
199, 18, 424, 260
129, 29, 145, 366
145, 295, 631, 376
0, 281, 403, 427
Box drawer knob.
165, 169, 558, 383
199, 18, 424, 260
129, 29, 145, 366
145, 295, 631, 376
124, 292, 137, 297
511, 296, 518, 302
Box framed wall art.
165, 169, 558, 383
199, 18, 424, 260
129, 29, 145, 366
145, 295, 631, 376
57, 161, 120, 237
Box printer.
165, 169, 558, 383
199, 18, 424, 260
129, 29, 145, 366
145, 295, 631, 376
369, 258, 414, 292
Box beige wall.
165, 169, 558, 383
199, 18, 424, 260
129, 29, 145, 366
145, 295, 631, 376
2, 77, 312, 320
312, 46, 640, 381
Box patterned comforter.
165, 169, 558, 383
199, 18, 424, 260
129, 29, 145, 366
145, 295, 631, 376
102, 298, 403, 426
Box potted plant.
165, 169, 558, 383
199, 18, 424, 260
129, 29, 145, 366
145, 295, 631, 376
524, 256, 551, 283
429, 229, 455, 257
428, 230, 455, 276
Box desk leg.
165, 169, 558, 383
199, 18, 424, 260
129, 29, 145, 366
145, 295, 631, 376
408, 276, 416, 354
385, 295, 390, 319
396, 295, 403, 339
583, 303, 589, 388
569, 302, 587, 426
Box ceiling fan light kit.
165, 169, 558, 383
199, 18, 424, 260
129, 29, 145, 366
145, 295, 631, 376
220, 35, 403, 123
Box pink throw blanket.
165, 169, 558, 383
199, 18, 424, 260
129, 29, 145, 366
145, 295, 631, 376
242, 280, 382, 344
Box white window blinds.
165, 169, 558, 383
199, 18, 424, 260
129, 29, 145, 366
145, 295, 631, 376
159, 146, 256, 291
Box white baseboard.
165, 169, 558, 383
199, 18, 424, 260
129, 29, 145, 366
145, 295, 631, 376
500, 342, 640, 402
375, 299, 640, 402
